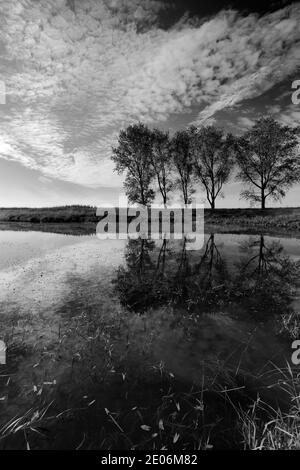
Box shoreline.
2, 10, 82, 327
0, 206, 299, 237
0, 221, 299, 239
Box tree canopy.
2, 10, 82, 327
112, 123, 155, 205
191, 126, 234, 210
235, 117, 300, 209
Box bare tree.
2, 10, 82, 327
112, 123, 155, 205
235, 117, 300, 209
192, 126, 234, 210
150, 129, 173, 205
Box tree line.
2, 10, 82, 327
111, 116, 300, 210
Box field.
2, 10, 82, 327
0, 206, 299, 233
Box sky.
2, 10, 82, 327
0, 0, 300, 208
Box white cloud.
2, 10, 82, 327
236, 116, 256, 130
266, 103, 300, 128
0, 0, 300, 187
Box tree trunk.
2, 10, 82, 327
184, 187, 188, 205
261, 188, 266, 210
211, 199, 215, 211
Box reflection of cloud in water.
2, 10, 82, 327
122, 307, 290, 388
0, 237, 126, 317
0, 236, 126, 426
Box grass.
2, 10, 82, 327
237, 363, 300, 450
0, 206, 299, 233
0, 205, 96, 223
205, 207, 300, 232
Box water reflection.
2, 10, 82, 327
0, 229, 299, 449
114, 234, 300, 320
235, 235, 300, 317
114, 239, 167, 312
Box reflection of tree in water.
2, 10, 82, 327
171, 234, 230, 313
235, 235, 300, 317
113, 234, 300, 319
113, 238, 170, 312
114, 235, 230, 314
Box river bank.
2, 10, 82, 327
0, 206, 299, 235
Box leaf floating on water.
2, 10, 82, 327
158, 419, 164, 431
175, 402, 180, 411
88, 400, 96, 407
173, 433, 180, 443
141, 425, 151, 432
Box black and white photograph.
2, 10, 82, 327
0, 0, 300, 456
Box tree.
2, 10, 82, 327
235, 117, 300, 209
171, 128, 195, 204
150, 129, 173, 205
191, 126, 234, 210
112, 123, 155, 205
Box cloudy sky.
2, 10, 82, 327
0, 0, 299, 207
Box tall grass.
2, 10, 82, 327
237, 363, 300, 450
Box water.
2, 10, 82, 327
0, 225, 299, 449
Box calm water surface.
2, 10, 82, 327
0, 225, 299, 448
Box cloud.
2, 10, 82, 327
266, 103, 300, 128
0, 0, 300, 187
236, 116, 256, 130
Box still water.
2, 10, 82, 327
0, 225, 299, 449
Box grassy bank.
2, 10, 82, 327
0, 206, 96, 223
205, 207, 300, 232
0, 206, 299, 232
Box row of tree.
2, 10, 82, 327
111, 117, 300, 210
